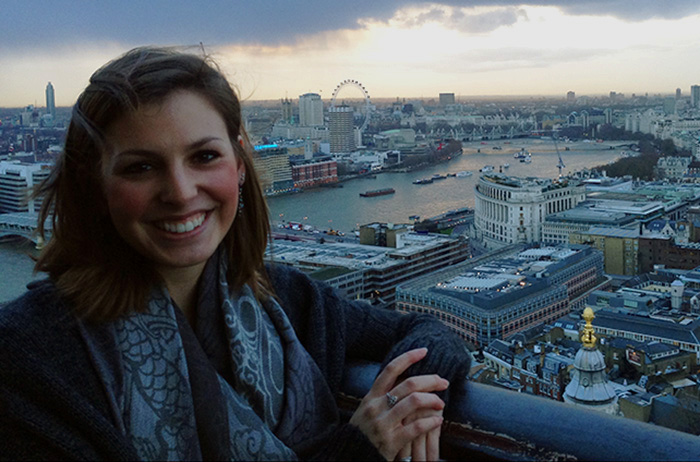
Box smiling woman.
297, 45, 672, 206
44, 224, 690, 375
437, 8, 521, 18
0, 47, 471, 461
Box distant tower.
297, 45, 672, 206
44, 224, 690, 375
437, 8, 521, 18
676, 88, 682, 100
328, 105, 355, 153
566, 91, 576, 104
691, 85, 700, 108
299, 93, 324, 127
563, 308, 618, 415
281, 97, 293, 124
439, 93, 455, 106
45, 82, 56, 118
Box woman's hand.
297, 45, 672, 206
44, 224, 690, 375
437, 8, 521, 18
349, 348, 449, 461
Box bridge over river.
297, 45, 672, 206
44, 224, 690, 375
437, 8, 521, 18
0, 212, 50, 245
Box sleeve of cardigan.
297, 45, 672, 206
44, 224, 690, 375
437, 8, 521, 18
266, 264, 471, 402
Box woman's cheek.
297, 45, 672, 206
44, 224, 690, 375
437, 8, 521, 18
104, 180, 151, 220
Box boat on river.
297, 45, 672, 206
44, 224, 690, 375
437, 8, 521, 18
514, 149, 530, 160
413, 178, 434, 184
359, 188, 395, 197
455, 170, 472, 177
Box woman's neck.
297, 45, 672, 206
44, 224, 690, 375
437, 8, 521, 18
158, 263, 205, 325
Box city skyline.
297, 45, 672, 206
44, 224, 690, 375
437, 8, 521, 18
3, 1, 700, 107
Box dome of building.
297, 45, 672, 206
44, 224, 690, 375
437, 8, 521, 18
563, 308, 619, 414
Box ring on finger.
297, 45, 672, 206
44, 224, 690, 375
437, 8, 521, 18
386, 392, 399, 408
399, 457, 412, 462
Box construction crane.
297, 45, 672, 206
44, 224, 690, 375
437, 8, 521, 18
553, 135, 565, 177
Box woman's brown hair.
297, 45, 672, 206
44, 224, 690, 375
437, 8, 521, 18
35, 46, 271, 320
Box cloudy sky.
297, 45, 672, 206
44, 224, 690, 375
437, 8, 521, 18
3, 1, 700, 107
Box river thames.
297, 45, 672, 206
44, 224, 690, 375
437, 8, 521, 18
0, 139, 627, 303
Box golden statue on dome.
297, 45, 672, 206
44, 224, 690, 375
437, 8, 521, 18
581, 307, 597, 349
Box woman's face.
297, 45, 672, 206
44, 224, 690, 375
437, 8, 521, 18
101, 90, 244, 279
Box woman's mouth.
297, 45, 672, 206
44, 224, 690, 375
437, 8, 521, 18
155, 212, 207, 234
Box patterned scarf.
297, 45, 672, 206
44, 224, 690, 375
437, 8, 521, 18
81, 248, 338, 460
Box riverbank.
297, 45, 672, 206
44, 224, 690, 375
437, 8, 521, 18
461, 138, 637, 155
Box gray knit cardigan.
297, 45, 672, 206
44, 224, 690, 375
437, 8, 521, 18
0, 264, 470, 461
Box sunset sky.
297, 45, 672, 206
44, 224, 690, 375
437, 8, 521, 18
3, 1, 700, 107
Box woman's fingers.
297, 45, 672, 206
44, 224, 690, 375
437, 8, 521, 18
387, 391, 444, 429
372, 348, 428, 394
391, 374, 449, 401
411, 432, 427, 462
402, 407, 443, 461
397, 414, 443, 446
426, 423, 441, 462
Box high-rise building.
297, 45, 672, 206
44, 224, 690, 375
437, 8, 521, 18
281, 97, 293, 124
439, 93, 455, 106
329, 105, 355, 153
45, 82, 55, 118
691, 85, 700, 108
676, 88, 682, 100
566, 91, 576, 104
298, 93, 324, 126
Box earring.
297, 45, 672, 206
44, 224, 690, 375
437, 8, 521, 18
238, 173, 245, 211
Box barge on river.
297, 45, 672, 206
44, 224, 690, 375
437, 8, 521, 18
359, 188, 396, 197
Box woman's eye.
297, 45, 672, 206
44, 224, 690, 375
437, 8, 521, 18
194, 150, 220, 164
120, 162, 153, 175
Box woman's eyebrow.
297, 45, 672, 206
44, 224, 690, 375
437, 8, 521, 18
115, 137, 225, 158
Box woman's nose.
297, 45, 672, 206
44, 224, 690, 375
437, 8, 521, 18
160, 167, 197, 204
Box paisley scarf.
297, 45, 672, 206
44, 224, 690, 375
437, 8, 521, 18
80, 248, 339, 460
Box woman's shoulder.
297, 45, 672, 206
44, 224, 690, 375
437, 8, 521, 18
0, 279, 75, 347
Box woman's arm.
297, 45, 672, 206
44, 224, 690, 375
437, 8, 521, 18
267, 264, 471, 397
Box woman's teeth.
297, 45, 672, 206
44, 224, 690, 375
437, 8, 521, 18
158, 213, 205, 233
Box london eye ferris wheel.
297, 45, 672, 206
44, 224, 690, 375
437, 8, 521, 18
330, 79, 373, 132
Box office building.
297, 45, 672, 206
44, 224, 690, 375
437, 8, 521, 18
328, 105, 355, 153
691, 85, 700, 108
396, 245, 604, 347
566, 91, 576, 104
299, 93, 324, 127
473, 174, 586, 250
542, 207, 635, 246
0, 161, 51, 213
592, 309, 700, 357
266, 231, 470, 306
252, 144, 293, 195
45, 82, 56, 118
570, 227, 640, 275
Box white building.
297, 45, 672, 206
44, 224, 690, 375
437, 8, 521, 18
473, 174, 586, 250
0, 161, 52, 213
298, 93, 324, 127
